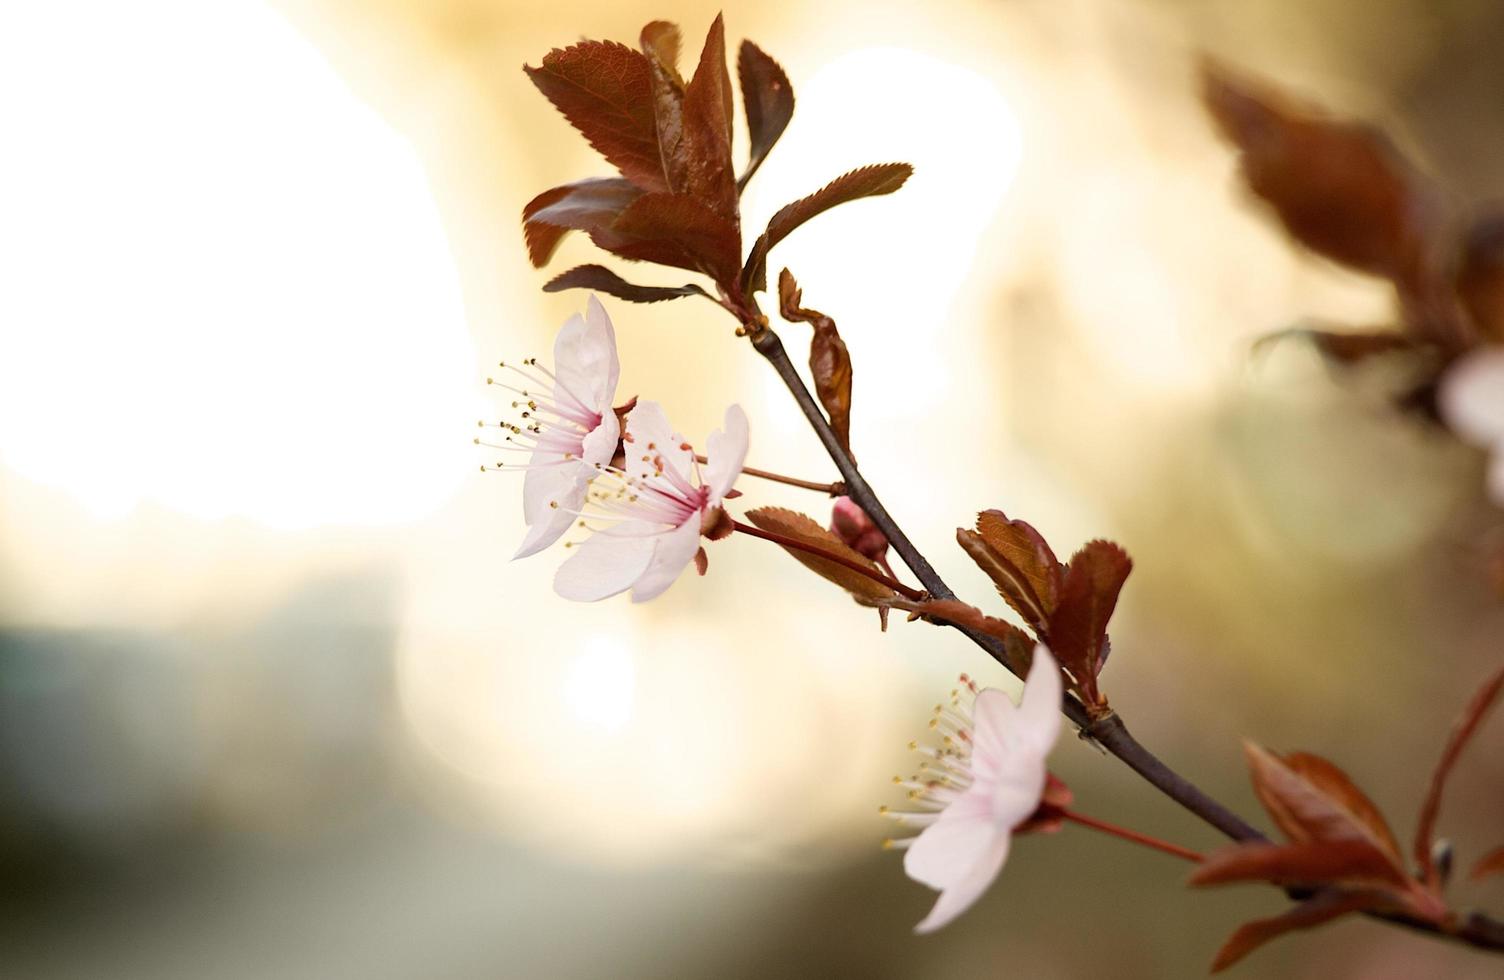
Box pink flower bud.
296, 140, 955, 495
830, 496, 888, 561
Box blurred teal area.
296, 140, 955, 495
3, 0, 1504, 977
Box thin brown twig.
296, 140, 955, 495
697, 454, 844, 495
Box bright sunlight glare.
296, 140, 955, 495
565, 634, 636, 734
0, 0, 476, 528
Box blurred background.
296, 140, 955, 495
3, 0, 1504, 976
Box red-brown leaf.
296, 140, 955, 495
1046, 540, 1132, 691
1206, 890, 1388, 973
640, 21, 688, 193
737, 40, 794, 190
742, 163, 913, 293
1470, 846, 1504, 882
1189, 840, 1409, 890
1256, 326, 1421, 366
524, 41, 666, 192
680, 15, 738, 224
1243, 743, 1410, 883
956, 529, 1049, 634
542, 264, 709, 303
1282, 752, 1404, 867
1200, 60, 1443, 288
608, 192, 742, 287
1414, 662, 1504, 889
522, 178, 644, 268
976, 510, 1063, 618
778, 269, 853, 455
743, 507, 896, 604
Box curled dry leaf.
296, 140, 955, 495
778, 269, 853, 455
1200, 59, 1444, 291
1471, 846, 1504, 882
743, 506, 895, 605
1414, 662, 1504, 891
543, 264, 710, 304
743, 163, 914, 293
737, 40, 794, 190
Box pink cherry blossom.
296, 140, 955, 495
1439, 347, 1504, 506
479, 296, 622, 559
553, 401, 749, 603
883, 645, 1062, 934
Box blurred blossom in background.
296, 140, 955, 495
3, 0, 1504, 977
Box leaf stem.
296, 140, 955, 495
697, 454, 845, 495
1059, 808, 1204, 863
729, 518, 924, 600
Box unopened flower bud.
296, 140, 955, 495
830, 496, 888, 561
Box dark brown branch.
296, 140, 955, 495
749, 323, 1504, 951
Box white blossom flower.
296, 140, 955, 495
479, 296, 622, 559
1439, 347, 1504, 506
883, 645, 1063, 934
553, 401, 748, 603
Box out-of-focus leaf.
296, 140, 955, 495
1189, 840, 1409, 890
609, 192, 742, 286
522, 178, 643, 268
680, 15, 738, 224
542, 264, 709, 303
1470, 846, 1504, 882
1256, 326, 1421, 366
737, 40, 794, 190
742, 163, 914, 293
1205, 890, 1389, 973
1244, 743, 1411, 886
640, 21, 688, 193
1457, 212, 1504, 344
883, 596, 1037, 676
956, 529, 1049, 633
1200, 60, 1443, 289
1282, 752, 1404, 866
976, 510, 1063, 619
778, 269, 853, 454
744, 506, 895, 604
524, 42, 666, 192
1047, 540, 1132, 700
1414, 662, 1504, 889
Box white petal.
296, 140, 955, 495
630, 514, 702, 602
903, 791, 996, 890
703, 404, 749, 503
1439, 349, 1504, 448
553, 529, 656, 601
580, 403, 620, 469
553, 296, 620, 412
1017, 643, 1064, 757
912, 831, 1012, 935
623, 401, 693, 484
514, 464, 586, 559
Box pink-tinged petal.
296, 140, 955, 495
913, 831, 1012, 934
703, 404, 749, 503
903, 790, 996, 890
986, 756, 1049, 830
514, 463, 587, 559
630, 513, 702, 603
1440, 348, 1504, 448
553, 297, 619, 413
580, 403, 620, 469
968, 688, 1020, 783
623, 401, 693, 484
553, 529, 656, 601
1016, 643, 1063, 757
